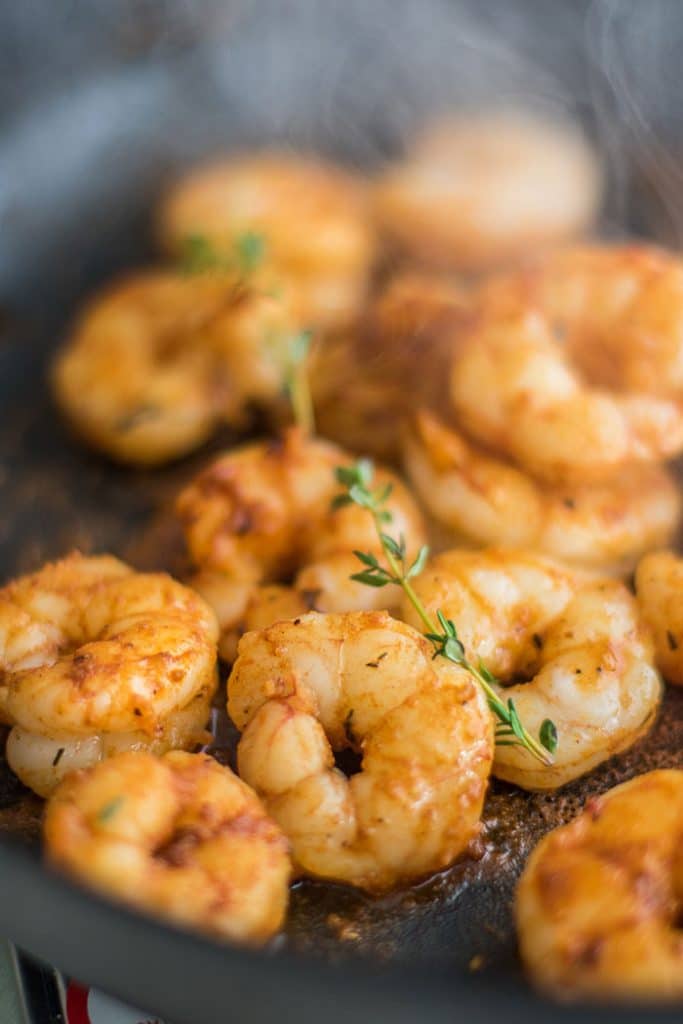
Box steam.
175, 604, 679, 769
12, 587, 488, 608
587, 0, 683, 245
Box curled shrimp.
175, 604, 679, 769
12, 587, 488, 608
227, 610, 493, 890
0, 552, 218, 796
176, 428, 426, 657
52, 270, 302, 465
402, 548, 661, 789
157, 152, 376, 331
44, 750, 291, 944
516, 770, 683, 1001
636, 550, 683, 686
311, 272, 471, 461
372, 111, 602, 272
450, 245, 683, 484
404, 411, 681, 576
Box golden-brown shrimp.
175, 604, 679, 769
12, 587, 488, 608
177, 428, 426, 655
451, 245, 683, 484
157, 152, 376, 331
52, 270, 302, 465
372, 112, 602, 272
635, 550, 683, 686
516, 770, 683, 1001
0, 553, 218, 796
44, 750, 291, 944
402, 549, 661, 789
311, 272, 471, 461
227, 610, 493, 891
404, 411, 681, 575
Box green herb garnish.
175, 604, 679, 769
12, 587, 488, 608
180, 231, 266, 278
284, 329, 315, 435
97, 796, 124, 824
332, 460, 558, 766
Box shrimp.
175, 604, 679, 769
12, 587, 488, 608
402, 549, 661, 789
372, 112, 602, 272
44, 750, 291, 944
227, 610, 493, 890
177, 428, 426, 655
0, 553, 219, 796
404, 411, 681, 576
450, 245, 683, 484
311, 272, 471, 461
52, 269, 303, 465
516, 770, 683, 1001
635, 550, 683, 686
157, 152, 376, 331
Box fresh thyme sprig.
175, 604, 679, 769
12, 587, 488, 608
180, 230, 266, 278
333, 460, 558, 766
283, 329, 315, 435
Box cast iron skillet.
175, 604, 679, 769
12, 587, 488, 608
1, 2, 683, 1020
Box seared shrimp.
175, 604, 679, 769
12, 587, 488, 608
44, 750, 290, 944
404, 412, 681, 575
52, 270, 302, 465
373, 112, 602, 271
451, 245, 683, 484
177, 428, 426, 655
157, 152, 376, 331
228, 611, 493, 890
0, 553, 218, 796
517, 770, 683, 1001
636, 550, 683, 686
312, 272, 471, 461
402, 549, 661, 789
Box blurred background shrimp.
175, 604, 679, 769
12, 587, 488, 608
450, 244, 683, 485
228, 610, 493, 890
44, 750, 291, 944
157, 152, 377, 333
0, 552, 219, 796
404, 411, 681, 576
52, 267, 306, 466
372, 112, 603, 273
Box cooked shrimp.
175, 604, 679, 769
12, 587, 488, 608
52, 270, 302, 465
451, 245, 683, 484
635, 550, 683, 686
516, 770, 683, 1001
404, 411, 681, 575
177, 428, 426, 654
311, 272, 471, 461
157, 152, 376, 331
228, 610, 493, 890
372, 112, 602, 272
0, 553, 218, 796
402, 549, 661, 789
44, 750, 291, 944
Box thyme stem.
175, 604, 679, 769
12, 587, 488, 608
333, 460, 557, 767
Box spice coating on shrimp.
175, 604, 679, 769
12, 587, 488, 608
516, 770, 683, 1001
402, 548, 661, 789
44, 750, 291, 944
0, 552, 219, 795
157, 152, 376, 331
177, 428, 426, 657
404, 411, 681, 575
450, 245, 683, 484
52, 270, 303, 465
228, 610, 493, 891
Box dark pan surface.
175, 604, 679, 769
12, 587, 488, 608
3, 2, 683, 1020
